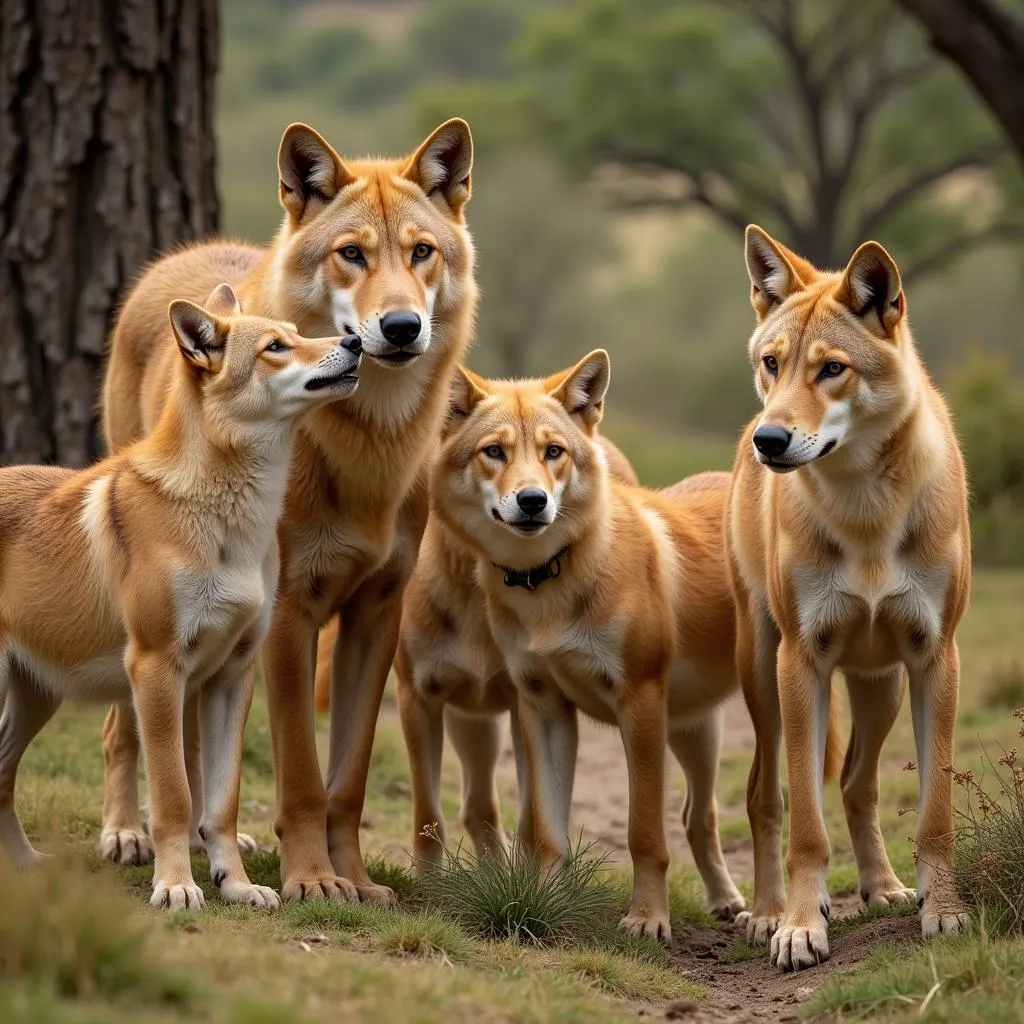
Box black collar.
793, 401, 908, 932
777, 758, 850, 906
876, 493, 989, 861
493, 546, 570, 592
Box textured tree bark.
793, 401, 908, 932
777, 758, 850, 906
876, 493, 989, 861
897, 0, 1024, 166
0, 0, 219, 466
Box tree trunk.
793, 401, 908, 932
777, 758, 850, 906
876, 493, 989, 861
0, 0, 219, 467
896, 0, 1024, 167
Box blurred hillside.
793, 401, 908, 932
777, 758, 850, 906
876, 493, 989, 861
219, 0, 1024, 556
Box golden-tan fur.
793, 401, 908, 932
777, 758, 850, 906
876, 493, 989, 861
99, 120, 478, 905
728, 225, 971, 971
0, 288, 361, 911
428, 353, 746, 942
387, 431, 637, 872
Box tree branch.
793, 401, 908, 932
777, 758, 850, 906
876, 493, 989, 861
896, 0, 1024, 165
900, 221, 1024, 284
855, 141, 1006, 238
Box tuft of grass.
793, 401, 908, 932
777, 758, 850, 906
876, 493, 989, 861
808, 928, 1024, 1021
280, 898, 387, 934
953, 724, 1024, 935
375, 913, 474, 962
0, 858, 194, 1006
421, 834, 621, 944
563, 948, 704, 1003
365, 853, 419, 903
982, 661, 1024, 711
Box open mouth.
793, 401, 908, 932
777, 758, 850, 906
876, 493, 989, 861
491, 510, 547, 534
372, 351, 419, 365
817, 440, 837, 458
304, 373, 359, 392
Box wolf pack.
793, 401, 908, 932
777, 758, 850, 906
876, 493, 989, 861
0, 118, 971, 973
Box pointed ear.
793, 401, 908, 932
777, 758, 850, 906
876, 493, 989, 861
203, 282, 241, 318
744, 225, 805, 320
445, 365, 490, 434
548, 350, 610, 431
403, 118, 473, 217
168, 300, 227, 374
277, 123, 354, 224
836, 241, 905, 339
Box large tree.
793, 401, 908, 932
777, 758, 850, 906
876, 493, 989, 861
436, 0, 1024, 278
0, 0, 219, 467
896, 0, 1024, 167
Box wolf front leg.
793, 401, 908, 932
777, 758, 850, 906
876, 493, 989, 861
514, 679, 578, 868
127, 648, 202, 910
324, 560, 410, 906
772, 639, 833, 971
909, 640, 970, 938
198, 653, 279, 910
264, 599, 358, 903
618, 677, 672, 943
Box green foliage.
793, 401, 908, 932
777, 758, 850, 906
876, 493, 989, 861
954, 731, 1024, 936
428, 0, 1024, 277
421, 834, 621, 944
949, 350, 1024, 564
464, 151, 608, 379
410, 0, 523, 80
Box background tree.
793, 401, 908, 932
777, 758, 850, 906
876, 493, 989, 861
897, 0, 1024, 168
0, 0, 220, 467
426, 0, 1024, 279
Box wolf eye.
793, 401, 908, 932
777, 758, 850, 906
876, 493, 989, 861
544, 444, 565, 461
412, 242, 434, 263
763, 355, 778, 376
820, 361, 846, 379
265, 338, 288, 353
482, 444, 505, 461
339, 245, 364, 264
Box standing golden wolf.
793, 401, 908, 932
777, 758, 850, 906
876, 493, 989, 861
428, 352, 746, 941
729, 226, 971, 971
0, 288, 361, 909
100, 119, 477, 904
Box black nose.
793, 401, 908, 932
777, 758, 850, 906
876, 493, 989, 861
340, 333, 362, 354
516, 488, 548, 516
380, 311, 422, 347
752, 425, 792, 459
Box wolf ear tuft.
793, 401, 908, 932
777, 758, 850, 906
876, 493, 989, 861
744, 225, 804, 320
548, 349, 610, 431
278, 124, 353, 224
203, 283, 242, 318
837, 241, 904, 338
404, 118, 473, 217
446, 365, 489, 434
168, 300, 227, 374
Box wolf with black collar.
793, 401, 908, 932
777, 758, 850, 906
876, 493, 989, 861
430, 351, 746, 942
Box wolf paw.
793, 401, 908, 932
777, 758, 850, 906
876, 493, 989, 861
282, 874, 359, 903
736, 910, 781, 946
771, 915, 830, 972
151, 881, 205, 911
218, 879, 281, 910
619, 910, 672, 944
100, 827, 154, 866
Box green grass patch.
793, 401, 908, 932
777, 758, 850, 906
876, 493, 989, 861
0, 859, 194, 1007
422, 835, 621, 944
562, 948, 704, 1003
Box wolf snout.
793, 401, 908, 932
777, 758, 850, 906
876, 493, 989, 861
339, 333, 362, 355
752, 425, 792, 459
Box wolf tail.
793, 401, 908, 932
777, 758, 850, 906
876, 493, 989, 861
823, 677, 845, 783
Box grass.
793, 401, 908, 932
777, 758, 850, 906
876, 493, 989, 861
420, 834, 621, 943
5, 569, 1024, 1021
